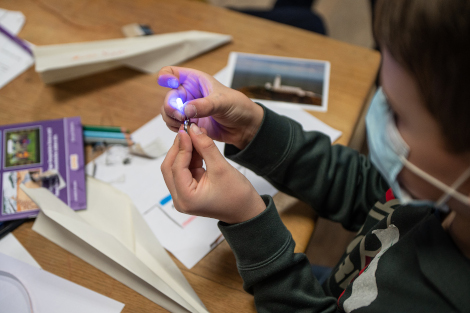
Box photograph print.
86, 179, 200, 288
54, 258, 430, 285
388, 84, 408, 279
227, 52, 330, 111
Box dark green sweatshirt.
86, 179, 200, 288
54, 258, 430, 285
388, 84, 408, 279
219, 105, 470, 312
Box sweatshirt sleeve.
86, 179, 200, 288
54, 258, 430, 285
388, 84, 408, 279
218, 195, 339, 313
225, 104, 388, 231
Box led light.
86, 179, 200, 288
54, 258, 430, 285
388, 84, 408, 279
176, 98, 184, 111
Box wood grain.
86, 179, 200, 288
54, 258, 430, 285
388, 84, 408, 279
0, 0, 380, 311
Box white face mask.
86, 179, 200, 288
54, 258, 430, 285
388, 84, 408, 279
366, 88, 470, 210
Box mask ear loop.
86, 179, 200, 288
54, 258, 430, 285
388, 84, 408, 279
435, 167, 470, 207
400, 156, 470, 207
0, 270, 35, 313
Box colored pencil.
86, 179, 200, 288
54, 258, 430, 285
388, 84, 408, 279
83, 125, 129, 133
83, 130, 129, 139
84, 137, 132, 145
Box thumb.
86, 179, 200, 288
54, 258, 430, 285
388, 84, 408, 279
189, 123, 225, 165
171, 130, 195, 194
184, 96, 216, 119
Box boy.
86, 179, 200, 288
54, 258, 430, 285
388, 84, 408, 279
158, 0, 470, 311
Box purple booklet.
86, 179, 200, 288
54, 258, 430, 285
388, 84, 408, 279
0, 117, 86, 221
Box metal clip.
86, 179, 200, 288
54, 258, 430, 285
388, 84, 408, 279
183, 119, 190, 134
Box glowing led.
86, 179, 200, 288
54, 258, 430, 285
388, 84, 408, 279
176, 98, 184, 111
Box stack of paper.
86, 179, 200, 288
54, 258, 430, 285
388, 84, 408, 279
22, 178, 209, 313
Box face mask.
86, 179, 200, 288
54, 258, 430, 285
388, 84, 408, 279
365, 88, 470, 210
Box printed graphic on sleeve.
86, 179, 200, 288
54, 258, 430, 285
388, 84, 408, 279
342, 224, 400, 312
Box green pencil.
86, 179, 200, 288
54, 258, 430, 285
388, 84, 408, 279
82, 125, 130, 133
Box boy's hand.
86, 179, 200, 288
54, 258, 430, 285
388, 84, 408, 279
161, 123, 266, 224
158, 66, 264, 150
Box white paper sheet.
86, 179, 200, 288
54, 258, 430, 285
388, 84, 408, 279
0, 8, 25, 35
0, 17, 34, 89
0, 233, 40, 268
0, 252, 125, 313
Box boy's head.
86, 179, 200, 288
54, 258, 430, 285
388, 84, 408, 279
370, 0, 470, 213
374, 0, 470, 153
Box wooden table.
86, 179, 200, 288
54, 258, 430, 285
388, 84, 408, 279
0, 0, 380, 312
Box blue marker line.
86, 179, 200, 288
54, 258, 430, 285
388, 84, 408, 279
160, 194, 172, 206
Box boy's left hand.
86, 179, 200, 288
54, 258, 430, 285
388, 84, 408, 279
161, 123, 266, 225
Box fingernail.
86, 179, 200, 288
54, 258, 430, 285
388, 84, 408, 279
172, 110, 184, 121
184, 104, 197, 118
190, 123, 203, 135
168, 78, 179, 89
177, 131, 185, 142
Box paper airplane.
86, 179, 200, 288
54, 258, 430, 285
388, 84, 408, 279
22, 177, 208, 313
34, 30, 232, 84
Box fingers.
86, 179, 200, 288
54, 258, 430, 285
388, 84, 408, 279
189, 147, 203, 170
157, 66, 182, 88
160, 105, 181, 132
161, 134, 180, 197
184, 96, 217, 120
189, 123, 226, 167
157, 66, 205, 90
172, 130, 198, 197
164, 89, 186, 121
158, 66, 225, 120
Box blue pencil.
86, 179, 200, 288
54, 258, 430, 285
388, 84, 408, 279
83, 130, 128, 139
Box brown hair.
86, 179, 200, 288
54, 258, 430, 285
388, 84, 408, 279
374, 0, 470, 153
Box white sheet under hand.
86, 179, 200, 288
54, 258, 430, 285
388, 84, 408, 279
0, 252, 125, 313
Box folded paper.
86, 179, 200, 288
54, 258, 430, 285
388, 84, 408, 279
22, 178, 208, 313
34, 30, 232, 84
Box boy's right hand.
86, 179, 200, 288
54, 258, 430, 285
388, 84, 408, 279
157, 66, 264, 150
161, 123, 266, 224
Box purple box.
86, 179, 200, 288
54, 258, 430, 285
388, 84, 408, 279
0, 117, 86, 221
